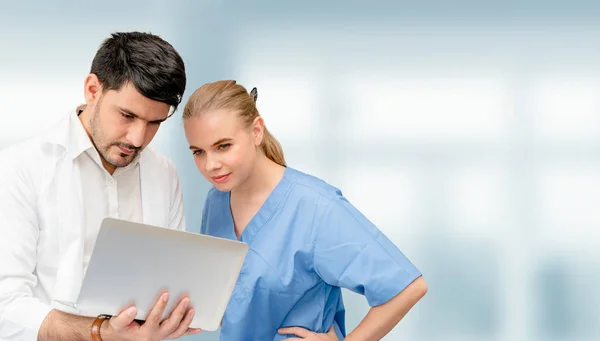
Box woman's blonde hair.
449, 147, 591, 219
182, 80, 285, 166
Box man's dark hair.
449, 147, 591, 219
90, 31, 186, 112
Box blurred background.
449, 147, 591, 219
1, 0, 599, 340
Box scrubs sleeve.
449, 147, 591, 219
313, 196, 422, 307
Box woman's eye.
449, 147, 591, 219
192, 150, 204, 156
219, 143, 231, 150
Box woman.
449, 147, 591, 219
182, 80, 427, 341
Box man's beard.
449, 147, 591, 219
90, 109, 140, 168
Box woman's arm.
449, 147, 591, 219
346, 276, 427, 341
308, 198, 428, 341
279, 276, 427, 341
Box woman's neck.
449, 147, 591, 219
231, 152, 285, 202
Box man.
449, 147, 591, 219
0, 32, 201, 341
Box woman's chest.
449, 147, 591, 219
230, 201, 262, 238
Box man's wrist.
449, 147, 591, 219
91, 314, 112, 341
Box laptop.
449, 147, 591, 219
76, 217, 248, 331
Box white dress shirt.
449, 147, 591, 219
72, 110, 144, 271
0, 108, 186, 341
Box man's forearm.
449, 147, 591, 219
38, 309, 95, 341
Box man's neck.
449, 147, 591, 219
75, 105, 117, 175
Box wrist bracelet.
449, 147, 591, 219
91, 314, 112, 341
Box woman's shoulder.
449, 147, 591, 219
201, 187, 230, 235
287, 167, 370, 219
285, 167, 346, 205
206, 185, 225, 199
203, 186, 229, 210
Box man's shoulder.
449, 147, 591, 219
0, 113, 69, 157
0, 135, 59, 169
0, 115, 71, 178
0, 139, 56, 186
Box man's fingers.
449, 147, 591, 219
146, 292, 169, 325
165, 307, 195, 339
159, 297, 189, 335
183, 327, 203, 336
279, 326, 312, 338
110, 306, 138, 330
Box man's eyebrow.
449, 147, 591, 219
117, 106, 138, 117
117, 106, 167, 124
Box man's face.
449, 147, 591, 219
84, 78, 171, 173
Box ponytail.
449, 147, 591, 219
261, 127, 286, 166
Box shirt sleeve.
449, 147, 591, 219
313, 195, 422, 307
0, 150, 53, 341
167, 160, 186, 231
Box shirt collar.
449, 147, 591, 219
67, 105, 95, 160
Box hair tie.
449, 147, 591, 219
250, 87, 258, 103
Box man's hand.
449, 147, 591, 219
278, 325, 337, 341
102, 292, 202, 341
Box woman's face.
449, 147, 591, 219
184, 109, 262, 192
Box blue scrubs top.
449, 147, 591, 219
201, 167, 422, 341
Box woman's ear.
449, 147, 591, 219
252, 116, 264, 146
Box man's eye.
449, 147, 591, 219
121, 113, 134, 119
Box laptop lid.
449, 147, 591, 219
76, 217, 248, 331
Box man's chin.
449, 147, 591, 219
105, 152, 138, 168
